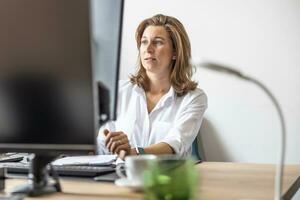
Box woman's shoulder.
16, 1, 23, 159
118, 79, 139, 94
118, 79, 133, 90
182, 87, 207, 105
186, 87, 206, 98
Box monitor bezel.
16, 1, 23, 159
0, 0, 124, 155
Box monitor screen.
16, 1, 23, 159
0, 0, 123, 154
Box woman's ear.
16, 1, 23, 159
172, 52, 176, 60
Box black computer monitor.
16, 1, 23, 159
0, 0, 123, 196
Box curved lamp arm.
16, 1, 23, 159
196, 61, 286, 200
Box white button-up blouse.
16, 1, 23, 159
97, 80, 207, 157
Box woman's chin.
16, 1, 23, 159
143, 65, 156, 72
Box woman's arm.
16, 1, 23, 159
129, 142, 174, 155
104, 131, 174, 159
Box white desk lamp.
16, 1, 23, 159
195, 61, 286, 200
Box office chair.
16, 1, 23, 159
192, 138, 201, 161
191, 129, 206, 161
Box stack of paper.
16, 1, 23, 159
52, 155, 117, 166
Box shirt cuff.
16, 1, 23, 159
159, 137, 182, 156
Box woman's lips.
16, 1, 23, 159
144, 57, 156, 61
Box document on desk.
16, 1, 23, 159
52, 155, 117, 166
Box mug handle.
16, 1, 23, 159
116, 164, 126, 178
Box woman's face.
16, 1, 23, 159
140, 26, 175, 78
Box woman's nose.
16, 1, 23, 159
146, 43, 154, 53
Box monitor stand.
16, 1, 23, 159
10, 154, 61, 197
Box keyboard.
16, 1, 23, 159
0, 153, 25, 163
2, 162, 116, 177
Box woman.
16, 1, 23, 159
97, 14, 207, 159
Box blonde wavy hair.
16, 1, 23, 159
130, 14, 197, 96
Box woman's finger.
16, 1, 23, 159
114, 143, 130, 155
105, 132, 119, 146
106, 134, 125, 151
105, 131, 127, 147
105, 131, 129, 153
118, 150, 127, 161
111, 135, 129, 151
107, 137, 121, 149
109, 136, 128, 153
110, 139, 122, 153
106, 137, 117, 151
103, 129, 109, 136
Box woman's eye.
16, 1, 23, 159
154, 40, 163, 45
141, 40, 148, 45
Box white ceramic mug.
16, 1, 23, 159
116, 155, 157, 184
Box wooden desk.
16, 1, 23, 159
196, 162, 300, 200
2, 162, 300, 200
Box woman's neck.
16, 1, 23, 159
144, 75, 171, 113
146, 74, 171, 95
